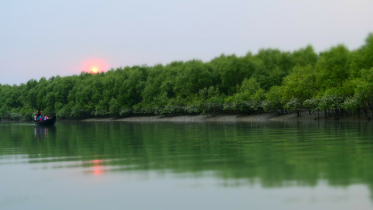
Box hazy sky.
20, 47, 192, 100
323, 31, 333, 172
1, 0, 373, 85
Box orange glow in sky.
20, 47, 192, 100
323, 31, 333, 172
81, 59, 109, 74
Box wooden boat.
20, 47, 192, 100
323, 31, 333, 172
35, 117, 56, 126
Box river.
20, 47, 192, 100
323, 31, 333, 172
1, 121, 373, 210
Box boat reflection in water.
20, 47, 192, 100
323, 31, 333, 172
34, 126, 56, 140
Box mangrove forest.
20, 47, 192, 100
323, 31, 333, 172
1, 34, 373, 120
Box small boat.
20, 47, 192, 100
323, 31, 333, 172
35, 117, 56, 126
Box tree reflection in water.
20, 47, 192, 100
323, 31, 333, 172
2, 121, 373, 198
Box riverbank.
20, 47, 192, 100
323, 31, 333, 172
1, 110, 370, 123
81, 110, 371, 122
0, 119, 32, 123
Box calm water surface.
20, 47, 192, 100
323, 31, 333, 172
1, 121, 373, 210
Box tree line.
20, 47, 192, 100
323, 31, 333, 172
1, 34, 373, 120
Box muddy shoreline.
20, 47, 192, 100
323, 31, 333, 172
81, 110, 371, 122
1, 110, 371, 123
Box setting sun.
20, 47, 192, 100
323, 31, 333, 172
91, 67, 99, 73
81, 59, 109, 74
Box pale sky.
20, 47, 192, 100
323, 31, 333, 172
1, 0, 373, 85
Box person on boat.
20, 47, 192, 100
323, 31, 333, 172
36, 109, 41, 122
40, 116, 44, 122
44, 115, 48, 120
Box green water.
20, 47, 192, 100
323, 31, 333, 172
1, 121, 373, 210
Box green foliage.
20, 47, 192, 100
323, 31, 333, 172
303, 98, 318, 111
317, 95, 344, 111
315, 45, 350, 91
264, 86, 284, 111
1, 34, 373, 119
282, 65, 316, 102
285, 98, 302, 112
343, 96, 359, 113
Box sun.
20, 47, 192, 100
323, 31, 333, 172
91, 67, 99, 73
81, 59, 109, 74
